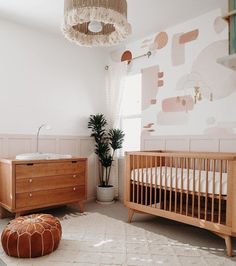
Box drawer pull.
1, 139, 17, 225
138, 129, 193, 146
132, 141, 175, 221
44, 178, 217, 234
29, 193, 32, 197
72, 161, 78, 164
73, 174, 77, 178
73, 187, 76, 191
29, 179, 33, 183
26, 163, 34, 166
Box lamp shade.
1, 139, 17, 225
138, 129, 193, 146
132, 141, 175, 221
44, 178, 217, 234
62, 0, 132, 47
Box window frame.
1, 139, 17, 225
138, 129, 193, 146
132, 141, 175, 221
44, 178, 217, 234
120, 71, 142, 155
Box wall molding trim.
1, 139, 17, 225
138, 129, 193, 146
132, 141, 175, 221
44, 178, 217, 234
142, 135, 236, 153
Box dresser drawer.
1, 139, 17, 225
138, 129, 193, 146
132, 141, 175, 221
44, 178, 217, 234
15, 160, 86, 179
16, 185, 85, 209
16, 173, 85, 193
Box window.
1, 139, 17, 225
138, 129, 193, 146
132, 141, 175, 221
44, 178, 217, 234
121, 73, 142, 153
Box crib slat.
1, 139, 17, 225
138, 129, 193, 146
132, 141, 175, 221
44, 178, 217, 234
218, 160, 223, 224
226, 160, 233, 227
154, 156, 157, 208
175, 157, 178, 213
192, 158, 196, 217
164, 157, 167, 210
180, 158, 183, 214
169, 157, 173, 212
160, 156, 163, 209
186, 158, 190, 216
145, 156, 148, 206
223, 160, 227, 173
132, 156, 135, 203
150, 157, 153, 207
205, 159, 209, 221
141, 159, 144, 205
198, 158, 202, 219
211, 160, 216, 222
137, 155, 140, 204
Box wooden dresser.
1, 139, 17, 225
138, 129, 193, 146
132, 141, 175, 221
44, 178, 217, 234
0, 157, 87, 217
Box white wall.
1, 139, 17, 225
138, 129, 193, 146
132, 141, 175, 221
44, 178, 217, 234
0, 19, 107, 136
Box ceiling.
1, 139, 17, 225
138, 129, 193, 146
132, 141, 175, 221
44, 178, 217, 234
0, 0, 227, 42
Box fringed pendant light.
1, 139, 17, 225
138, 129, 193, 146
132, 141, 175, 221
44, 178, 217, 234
62, 0, 132, 47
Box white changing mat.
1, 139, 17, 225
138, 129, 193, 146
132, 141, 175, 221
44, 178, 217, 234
131, 167, 227, 195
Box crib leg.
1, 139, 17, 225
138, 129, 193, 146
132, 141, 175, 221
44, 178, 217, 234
224, 235, 232, 257
128, 209, 135, 223
214, 232, 233, 257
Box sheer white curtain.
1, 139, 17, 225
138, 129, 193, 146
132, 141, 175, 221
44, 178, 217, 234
105, 61, 127, 198
106, 62, 127, 129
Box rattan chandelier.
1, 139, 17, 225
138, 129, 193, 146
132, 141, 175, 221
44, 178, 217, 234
62, 0, 132, 47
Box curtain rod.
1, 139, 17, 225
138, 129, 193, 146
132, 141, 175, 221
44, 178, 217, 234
127, 50, 152, 64
105, 50, 152, 70
223, 9, 236, 20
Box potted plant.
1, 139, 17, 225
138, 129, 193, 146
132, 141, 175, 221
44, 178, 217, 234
88, 114, 125, 203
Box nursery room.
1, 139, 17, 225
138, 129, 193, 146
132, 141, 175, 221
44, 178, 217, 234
0, 0, 236, 265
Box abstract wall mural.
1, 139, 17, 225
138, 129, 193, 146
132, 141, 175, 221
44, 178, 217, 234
214, 16, 228, 34
171, 29, 199, 66
191, 40, 236, 99
141, 65, 160, 111
110, 9, 235, 137
162, 96, 194, 112
150, 99, 157, 105
121, 50, 132, 62
141, 65, 166, 133
171, 33, 186, 66
154, 32, 169, 49
158, 72, 164, 78
143, 123, 154, 129
179, 29, 199, 44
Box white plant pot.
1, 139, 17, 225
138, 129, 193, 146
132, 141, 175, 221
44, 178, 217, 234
96, 185, 115, 204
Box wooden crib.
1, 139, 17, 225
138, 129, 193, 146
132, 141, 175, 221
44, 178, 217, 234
124, 151, 236, 256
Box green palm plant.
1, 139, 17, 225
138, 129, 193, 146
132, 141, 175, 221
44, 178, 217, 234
88, 114, 125, 187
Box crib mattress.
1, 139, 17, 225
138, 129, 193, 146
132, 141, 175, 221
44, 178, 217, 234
131, 167, 227, 195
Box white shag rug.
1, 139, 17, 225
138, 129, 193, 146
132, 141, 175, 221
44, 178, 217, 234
0, 212, 235, 266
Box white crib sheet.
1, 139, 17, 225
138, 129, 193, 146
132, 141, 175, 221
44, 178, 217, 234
131, 167, 227, 195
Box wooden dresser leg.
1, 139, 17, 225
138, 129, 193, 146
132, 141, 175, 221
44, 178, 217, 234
225, 235, 232, 257
15, 212, 22, 218
128, 209, 135, 223
0, 207, 11, 219
78, 202, 84, 213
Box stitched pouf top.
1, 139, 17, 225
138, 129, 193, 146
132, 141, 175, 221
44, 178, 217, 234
1, 214, 62, 258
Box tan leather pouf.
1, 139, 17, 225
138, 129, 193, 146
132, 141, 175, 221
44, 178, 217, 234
1, 214, 62, 258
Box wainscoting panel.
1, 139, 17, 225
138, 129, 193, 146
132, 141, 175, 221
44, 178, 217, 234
58, 138, 78, 156
8, 137, 32, 158
80, 138, 95, 156
142, 138, 165, 151
189, 138, 219, 152
0, 138, 4, 158
110, 158, 119, 198
165, 138, 189, 151
219, 139, 236, 152
86, 153, 98, 202
0, 134, 98, 201
142, 136, 236, 153
38, 138, 57, 154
